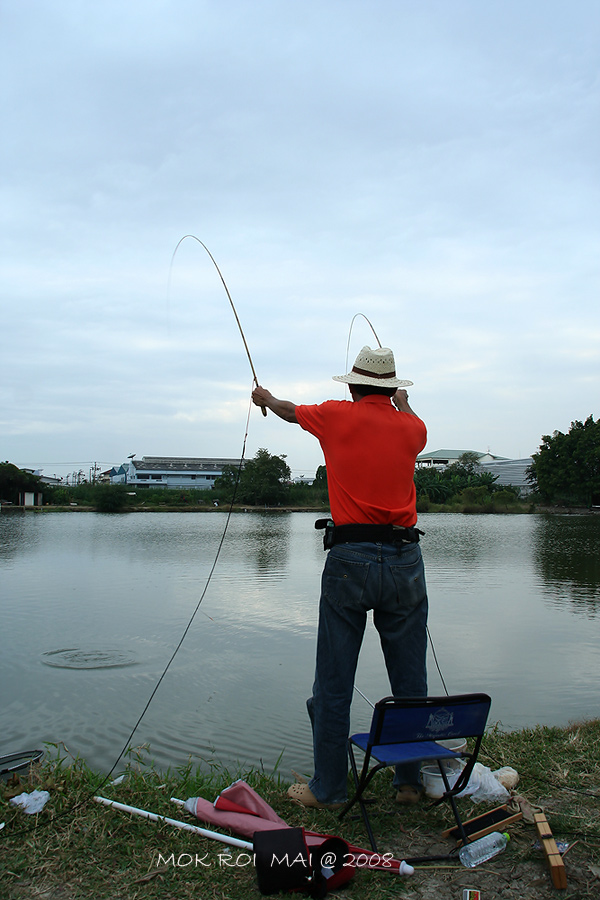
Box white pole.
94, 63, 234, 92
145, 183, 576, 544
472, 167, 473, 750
353, 686, 375, 708
94, 796, 253, 850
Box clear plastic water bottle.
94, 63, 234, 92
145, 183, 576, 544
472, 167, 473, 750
458, 832, 510, 867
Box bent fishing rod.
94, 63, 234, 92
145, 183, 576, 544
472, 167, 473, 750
170, 235, 267, 415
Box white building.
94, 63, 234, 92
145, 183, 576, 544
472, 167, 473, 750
23, 468, 62, 486
477, 458, 535, 496
110, 456, 242, 490
415, 449, 534, 496
416, 449, 507, 468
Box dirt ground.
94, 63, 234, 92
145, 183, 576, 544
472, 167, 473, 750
391, 845, 595, 900
384, 818, 598, 900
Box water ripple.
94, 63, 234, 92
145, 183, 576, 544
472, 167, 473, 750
41, 649, 138, 669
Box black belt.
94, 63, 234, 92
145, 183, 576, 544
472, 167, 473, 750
315, 519, 424, 550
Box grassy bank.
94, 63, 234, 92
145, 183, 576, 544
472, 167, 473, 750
2, 721, 600, 899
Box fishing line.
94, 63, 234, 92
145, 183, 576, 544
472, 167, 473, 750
342, 313, 382, 399
352, 629, 451, 701
427, 626, 449, 695
346, 312, 382, 357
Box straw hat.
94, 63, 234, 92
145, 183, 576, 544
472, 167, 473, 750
333, 346, 413, 388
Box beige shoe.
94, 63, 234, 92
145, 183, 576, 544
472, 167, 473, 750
395, 784, 423, 805
287, 782, 344, 810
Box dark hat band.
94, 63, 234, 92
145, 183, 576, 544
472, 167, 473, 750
351, 365, 397, 380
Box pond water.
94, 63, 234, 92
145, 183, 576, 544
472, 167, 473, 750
1, 510, 599, 778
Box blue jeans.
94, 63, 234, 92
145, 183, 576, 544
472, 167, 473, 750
307, 541, 428, 804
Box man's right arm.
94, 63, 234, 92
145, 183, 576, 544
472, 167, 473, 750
252, 386, 298, 423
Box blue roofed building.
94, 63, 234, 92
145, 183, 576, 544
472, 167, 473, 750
109, 456, 241, 490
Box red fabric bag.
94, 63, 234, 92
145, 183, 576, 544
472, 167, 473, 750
253, 827, 354, 897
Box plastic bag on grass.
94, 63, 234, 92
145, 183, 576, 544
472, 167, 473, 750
456, 763, 510, 804
9, 790, 50, 814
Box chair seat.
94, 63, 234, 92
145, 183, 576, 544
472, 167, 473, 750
350, 733, 461, 768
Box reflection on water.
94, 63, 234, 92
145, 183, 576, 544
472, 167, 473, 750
1, 509, 599, 778
532, 514, 600, 611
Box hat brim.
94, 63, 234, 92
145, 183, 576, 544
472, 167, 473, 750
332, 373, 413, 388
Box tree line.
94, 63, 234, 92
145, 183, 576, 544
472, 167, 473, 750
527, 414, 600, 507
2, 414, 598, 510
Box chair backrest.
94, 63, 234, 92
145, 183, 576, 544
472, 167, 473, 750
369, 694, 491, 747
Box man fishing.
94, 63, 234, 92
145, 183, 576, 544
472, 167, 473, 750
251, 345, 428, 809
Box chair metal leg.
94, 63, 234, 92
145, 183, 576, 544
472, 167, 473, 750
339, 744, 379, 851
437, 761, 470, 847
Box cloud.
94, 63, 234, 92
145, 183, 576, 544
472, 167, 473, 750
1, 1, 599, 478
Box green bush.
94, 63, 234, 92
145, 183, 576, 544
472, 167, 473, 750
492, 488, 519, 505
458, 486, 490, 505
94, 484, 128, 512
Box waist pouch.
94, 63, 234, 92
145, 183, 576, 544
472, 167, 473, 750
253, 828, 354, 897
315, 519, 424, 551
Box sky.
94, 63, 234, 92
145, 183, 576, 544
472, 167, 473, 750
2, 0, 599, 482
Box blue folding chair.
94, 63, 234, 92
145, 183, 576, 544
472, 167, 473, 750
339, 693, 492, 851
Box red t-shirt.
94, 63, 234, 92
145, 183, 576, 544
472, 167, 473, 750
296, 395, 427, 527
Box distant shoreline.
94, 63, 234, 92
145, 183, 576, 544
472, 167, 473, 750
5, 504, 600, 515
